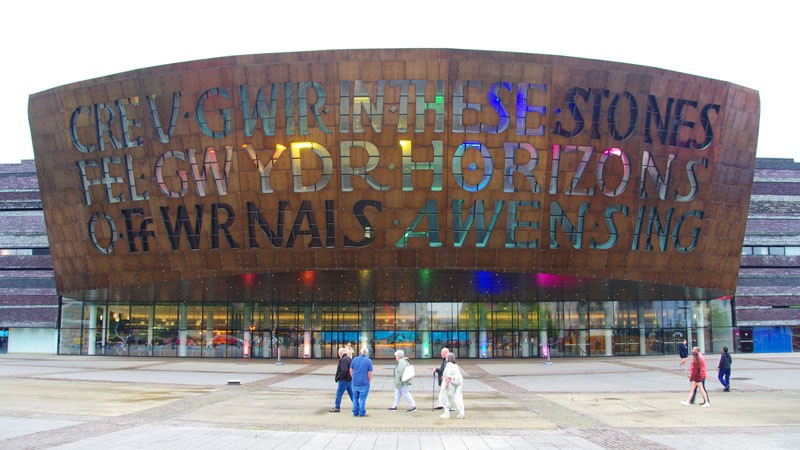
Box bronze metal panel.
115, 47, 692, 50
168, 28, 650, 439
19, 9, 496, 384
27, 49, 759, 303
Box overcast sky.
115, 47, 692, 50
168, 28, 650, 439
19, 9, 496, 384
2, 0, 794, 164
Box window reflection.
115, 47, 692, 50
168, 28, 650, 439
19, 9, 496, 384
59, 295, 733, 359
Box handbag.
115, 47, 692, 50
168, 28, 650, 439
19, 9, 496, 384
401, 363, 416, 382
449, 367, 463, 386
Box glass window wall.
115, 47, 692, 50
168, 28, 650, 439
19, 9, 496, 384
58, 296, 734, 359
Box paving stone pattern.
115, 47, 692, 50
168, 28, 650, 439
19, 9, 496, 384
1, 353, 799, 449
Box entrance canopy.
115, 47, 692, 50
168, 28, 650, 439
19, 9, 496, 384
64, 269, 726, 305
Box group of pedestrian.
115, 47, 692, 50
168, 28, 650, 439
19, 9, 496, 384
434, 349, 465, 419
327, 342, 374, 417
678, 342, 733, 407
328, 340, 734, 416
328, 346, 465, 419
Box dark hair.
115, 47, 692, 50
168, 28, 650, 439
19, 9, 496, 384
723, 346, 729, 352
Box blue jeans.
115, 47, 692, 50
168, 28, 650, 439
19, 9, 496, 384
335, 380, 353, 409
718, 368, 731, 389
352, 384, 370, 416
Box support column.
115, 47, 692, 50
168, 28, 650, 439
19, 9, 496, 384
244, 305, 252, 358
539, 304, 549, 358
263, 331, 272, 358
314, 307, 322, 358
360, 303, 373, 356
685, 300, 693, 348
419, 303, 430, 359
604, 302, 614, 356
479, 304, 488, 358
88, 303, 97, 355
521, 331, 530, 357
147, 305, 154, 347
178, 304, 188, 357
263, 306, 272, 358
579, 330, 588, 356
520, 303, 530, 358
695, 301, 706, 353
421, 331, 431, 358
639, 327, 647, 356
468, 305, 477, 358
638, 303, 646, 356
303, 305, 312, 358
205, 308, 214, 351
539, 329, 548, 358
101, 307, 108, 351
579, 302, 588, 357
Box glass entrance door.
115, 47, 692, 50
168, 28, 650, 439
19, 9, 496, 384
274, 330, 299, 358
492, 331, 518, 358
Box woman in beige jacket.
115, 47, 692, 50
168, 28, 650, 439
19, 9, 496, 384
438, 353, 465, 419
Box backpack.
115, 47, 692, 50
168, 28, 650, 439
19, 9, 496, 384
401, 362, 416, 382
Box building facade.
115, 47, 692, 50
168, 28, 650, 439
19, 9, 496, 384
19, 49, 762, 359
0, 160, 58, 353
736, 158, 800, 352
7, 158, 799, 358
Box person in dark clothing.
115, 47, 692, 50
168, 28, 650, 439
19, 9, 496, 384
678, 339, 689, 370
329, 347, 353, 412
718, 346, 733, 392
433, 347, 449, 410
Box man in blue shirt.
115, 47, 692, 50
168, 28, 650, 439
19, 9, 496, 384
349, 347, 374, 417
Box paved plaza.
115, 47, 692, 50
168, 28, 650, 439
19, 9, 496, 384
1, 352, 799, 449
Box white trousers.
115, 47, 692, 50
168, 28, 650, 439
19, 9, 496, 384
438, 382, 449, 407
394, 384, 416, 408
440, 384, 464, 417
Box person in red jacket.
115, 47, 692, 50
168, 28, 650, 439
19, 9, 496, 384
687, 347, 710, 405
682, 350, 710, 407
